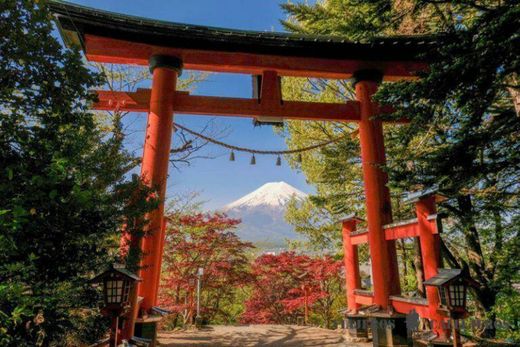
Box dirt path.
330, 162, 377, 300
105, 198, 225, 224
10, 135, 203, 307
158, 324, 370, 347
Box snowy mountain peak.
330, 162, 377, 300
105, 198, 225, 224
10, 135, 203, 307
223, 181, 307, 211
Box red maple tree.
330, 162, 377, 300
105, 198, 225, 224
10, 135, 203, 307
159, 212, 254, 326
241, 252, 343, 327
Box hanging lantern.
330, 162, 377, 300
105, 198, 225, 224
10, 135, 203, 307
250, 154, 256, 165
296, 153, 303, 163
276, 155, 281, 166
229, 151, 235, 161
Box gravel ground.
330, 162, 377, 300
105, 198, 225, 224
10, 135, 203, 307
158, 324, 371, 347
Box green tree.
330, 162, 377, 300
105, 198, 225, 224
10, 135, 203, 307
0, 1, 154, 345
376, 1, 519, 337
281, 0, 519, 339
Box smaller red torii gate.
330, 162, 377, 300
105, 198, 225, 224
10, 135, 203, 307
342, 191, 448, 341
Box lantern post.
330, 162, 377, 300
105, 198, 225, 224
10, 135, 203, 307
424, 268, 469, 347
196, 267, 204, 323
90, 264, 141, 347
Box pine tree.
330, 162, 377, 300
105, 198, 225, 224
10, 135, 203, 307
281, 0, 519, 339
376, 1, 520, 337
0, 1, 154, 344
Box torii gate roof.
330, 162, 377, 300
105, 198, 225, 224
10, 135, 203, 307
50, 1, 438, 80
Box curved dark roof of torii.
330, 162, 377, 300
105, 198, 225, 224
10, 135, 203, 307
50, 1, 439, 60
49, 1, 440, 78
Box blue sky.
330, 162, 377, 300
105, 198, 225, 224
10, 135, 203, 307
69, 0, 314, 209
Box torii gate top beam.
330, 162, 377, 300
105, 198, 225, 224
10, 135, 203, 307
50, 1, 437, 80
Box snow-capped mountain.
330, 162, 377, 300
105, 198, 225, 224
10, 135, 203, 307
224, 181, 307, 210
221, 182, 307, 246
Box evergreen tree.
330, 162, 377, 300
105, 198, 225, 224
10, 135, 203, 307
281, 0, 519, 339
0, 1, 154, 344
376, 1, 519, 337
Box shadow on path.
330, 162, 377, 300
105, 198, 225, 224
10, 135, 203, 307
158, 324, 369, 347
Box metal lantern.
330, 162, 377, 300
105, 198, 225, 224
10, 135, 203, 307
90, 263, 141, 311
445, 280, 466, 311
425, 269, 469, 347
424, 268, 468, 315
90, 264, 140, 347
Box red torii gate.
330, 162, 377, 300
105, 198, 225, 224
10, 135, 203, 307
50, 1, 448, 345
342, 191, 447, 341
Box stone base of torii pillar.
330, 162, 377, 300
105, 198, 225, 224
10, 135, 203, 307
344, 314, 370, 342
370, 313, 409, 347
343, 312, 409, 347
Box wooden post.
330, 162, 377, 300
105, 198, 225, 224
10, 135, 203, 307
415, 195, 448, 339
452, 318, 462, 347
303, 285, 309, 325
342, 218, 362, 313
355, 71, 400, 309
137, 55, 182, 310
122, 55, 182, 341
113, 315, 119, 347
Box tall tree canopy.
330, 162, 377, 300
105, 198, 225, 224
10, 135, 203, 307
281, 0, 519, 339
0, 1, 154, 345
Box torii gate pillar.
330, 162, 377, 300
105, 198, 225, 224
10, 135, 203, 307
355, 71, 401, 307
416, 195, 447, 339
138, 55, 182, 309
122, 56, 182, 341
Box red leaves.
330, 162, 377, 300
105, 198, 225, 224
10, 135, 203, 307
241, 252, 342, 324
158, 212, 343, 326
158, 212, 253, 320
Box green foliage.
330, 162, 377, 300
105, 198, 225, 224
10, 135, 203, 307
280, 77, 364, 251
281, 0, 519, 340
280, 0, 466, 40
493, 290, 520, 342
375, 1, 519, 337
0, 1, 155, 345
0, 283, 42, 346
281, 0, 393, 39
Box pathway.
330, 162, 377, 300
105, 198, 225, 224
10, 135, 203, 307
158, 324, 370, 347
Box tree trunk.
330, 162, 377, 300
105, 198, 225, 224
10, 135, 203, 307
399, 239, 410, 288
506, 73, 519, 116
456, 195, 497, 338
439, 238, 460, 269
413, 238, 426, 297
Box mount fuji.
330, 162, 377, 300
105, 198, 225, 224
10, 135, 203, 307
221, 182, 307, 246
